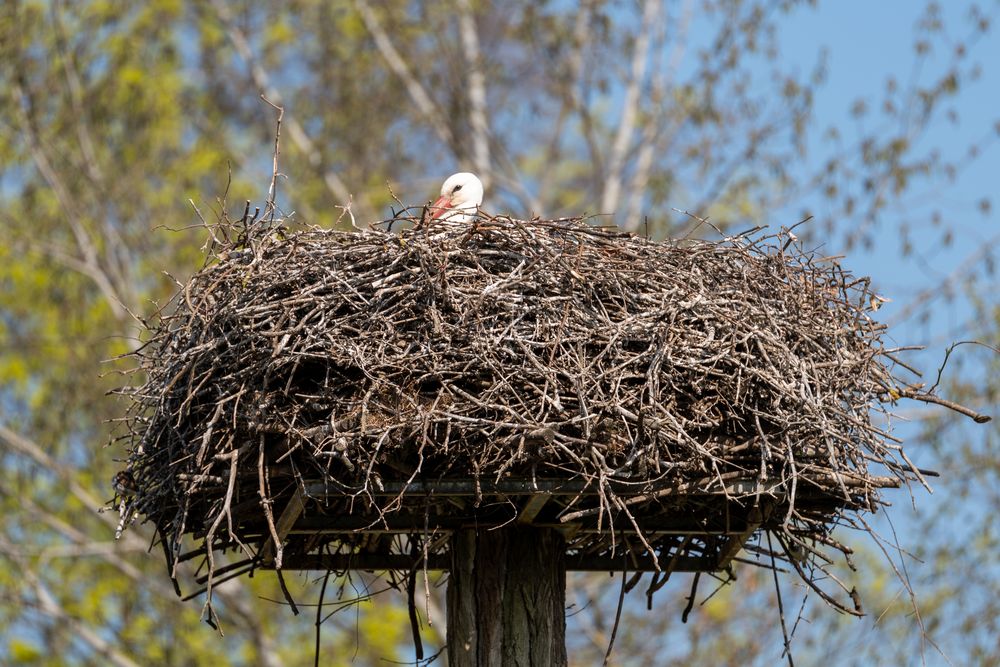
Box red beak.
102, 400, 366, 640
429, 195, 453, 220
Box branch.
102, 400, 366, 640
50, 6, 137, 305
0, 423, 112, 519
10, 492, 183, 600
599, 0, 662, 217
535, 2, 594, 216
52, 0, 105, 186
11, 80, 129, 321
354, 0, 456, 150
457, 0, 491, 186
0, 423, 283, 663
565, 2, 606, 201
887, 230, 1000, 327
261, 95, 284, 219
623, 0, 693, 229
52, 0, 135, 296
896, 388, 992, 424
210, 0, 362, 219
0, 534, 142, 667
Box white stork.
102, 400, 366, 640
429, 172, 484, 222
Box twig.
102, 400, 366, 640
111, 214, 990, 630
603, 563, 628, 666
314, 570, 331, 667
261, 95, 284, 221
896, 388, 992, 423
928, 340, 1000, 395
210, 0, 360, 215
768, 532, 796, 667
682, 572, 700, 623
457, 0, 492, 187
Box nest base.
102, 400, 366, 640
197, 470, 898, 576
115, 216, 920, 616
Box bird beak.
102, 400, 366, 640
429, 195, 453, 220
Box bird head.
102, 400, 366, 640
429, 172, 484, 221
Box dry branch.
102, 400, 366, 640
111, 212, 981, 619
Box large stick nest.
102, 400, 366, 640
114, 214, 927, 615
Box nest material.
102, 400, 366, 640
116, 214, 919, 614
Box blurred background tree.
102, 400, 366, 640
1, 0, 996, 664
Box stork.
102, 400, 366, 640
429, 172, 484, 222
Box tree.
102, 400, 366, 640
1, 1, 996, 664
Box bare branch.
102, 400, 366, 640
928, 340, 1000, 394
261, 95, 284, 218
457, 0, 492, 187
210, 0, 362, 218
0, 423, 111, 517
0, 422, 283, 665
599, 0, 662, 217
896, 387, 992, 423
887, 229, 1000, 327
536, 2, 595, 215
623, 0, 694, 229
11, 80, 128, 320
565, 2, 606, 203
354, 0, 456, 150
0, 534, 142, 667
49, 5, 137, 303
52, 0, 104, 185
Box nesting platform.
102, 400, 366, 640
239, 470, 897, 575
113, 214, 921, 613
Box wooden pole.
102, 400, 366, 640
447, 526, 568, 667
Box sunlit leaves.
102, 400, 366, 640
0, 1, 997, 664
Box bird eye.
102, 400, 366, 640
453, 184, 463, 193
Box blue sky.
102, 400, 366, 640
233, 3, 998, 662
779, 1, 999, 344
735, 3, 998, 662
203, 2, 1000, 663
563, 3, 997, 664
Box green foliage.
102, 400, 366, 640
0, 1, 996, 665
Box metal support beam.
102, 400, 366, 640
303, 476, 769, 498
274, 551, 712, 573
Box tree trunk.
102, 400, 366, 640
447, 526, 567, 667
